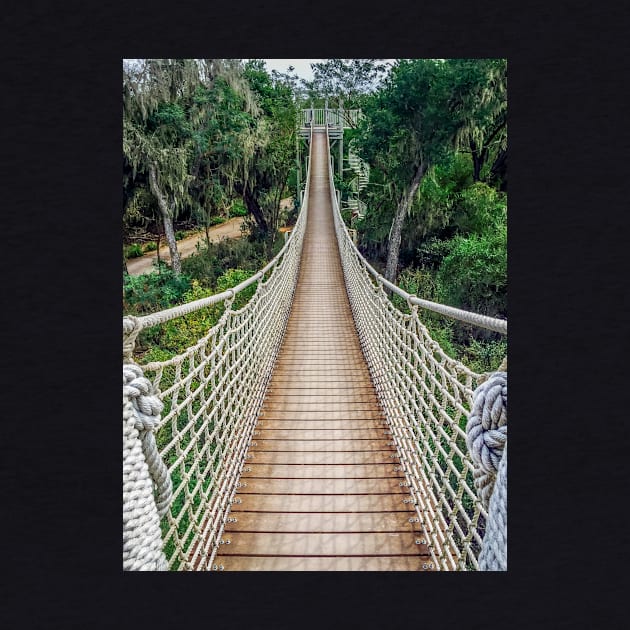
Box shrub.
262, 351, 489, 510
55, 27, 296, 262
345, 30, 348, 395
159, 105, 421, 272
229, 199, 248, 217
158, 280, 222, 353
455, 182, 507, 236
125, 243, 144, 259
181, 238, 267, 288
415, 237, 453, 269
464, 338, 507, 373
143, 241, 158, 252
175, 230, 186, 240
123, 266, 192, 315
436, 226, 507, 318
216, 268, 257, 309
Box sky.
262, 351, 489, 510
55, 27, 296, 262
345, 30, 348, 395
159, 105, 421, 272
260, 59, 323, 81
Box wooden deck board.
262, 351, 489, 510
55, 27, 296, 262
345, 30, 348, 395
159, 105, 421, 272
223, 511, 422, 533
237, 477, 407, 494
240, 463, 402, 478
218, 532, 429, 556
230, 493, 412, 513
216, 556, 435, 571
214, 129, 427, 571
243, 451, 400, 465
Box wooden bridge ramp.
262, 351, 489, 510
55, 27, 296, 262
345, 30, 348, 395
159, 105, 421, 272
215, 130, 433, 570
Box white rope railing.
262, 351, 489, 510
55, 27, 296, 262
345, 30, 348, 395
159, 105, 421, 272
325, 123, 507, 570
300, 109, 362, 128
122, 114, 507, 571
122, 126, 313, 571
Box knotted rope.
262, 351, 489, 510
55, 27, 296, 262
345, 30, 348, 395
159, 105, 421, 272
466, 370, 507, 570
123, 363, 172, 571
123, 315, 141, 362
478, 443, 507, 570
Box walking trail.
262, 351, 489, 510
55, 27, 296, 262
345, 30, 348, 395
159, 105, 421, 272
126, 217, 245, 276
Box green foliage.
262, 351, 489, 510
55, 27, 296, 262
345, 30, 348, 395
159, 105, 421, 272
143, 241, 158, 252
456, 182, 507, 235
464, 338, 507, 373
125, 243, 144, 259
415, 237, 454, 269
229, 199, 248, 217
156, 280, 221, 353
175, 230, 186, 240
216, 268, 257, 309
181, 237, 268, 289
306, 59, 389, 105
436, 225, 507, 317
123, 265, 192, 315
141, 346, 177, 364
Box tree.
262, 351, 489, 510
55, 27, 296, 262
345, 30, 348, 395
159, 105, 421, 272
186, 72, 263, 239
123, 59, 265, 274
237, 60, 298, 246
123, 59, 201, 274
358, 59, 459, 282
447, 59, 507, 186
307, 59, 389, 109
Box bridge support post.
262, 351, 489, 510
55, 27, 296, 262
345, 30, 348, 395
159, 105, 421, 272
339, 98, 344, 182
296, 133, 300, 205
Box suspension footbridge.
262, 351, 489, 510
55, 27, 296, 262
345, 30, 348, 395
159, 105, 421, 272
123, 114, 508, 571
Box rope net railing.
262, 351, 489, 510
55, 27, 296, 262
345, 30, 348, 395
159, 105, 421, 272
123, 128, 313, 571
324, 124, 507, 571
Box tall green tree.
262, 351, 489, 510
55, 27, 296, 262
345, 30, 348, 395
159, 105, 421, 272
123, 59, 259, 275
186, 73, 262, 240
123, 59, 201, 274
238, 60, 298, 245
447, 58, 507, 186
358, 59, 459, 282
306, 59, 389, 109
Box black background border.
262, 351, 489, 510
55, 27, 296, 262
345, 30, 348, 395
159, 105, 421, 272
2, 0, 628, 627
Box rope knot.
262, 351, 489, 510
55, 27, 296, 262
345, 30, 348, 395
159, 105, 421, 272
466, 371, 507, 507
123, 364, 163, 431
123, 316, 142, 362
123, 361, 172, 570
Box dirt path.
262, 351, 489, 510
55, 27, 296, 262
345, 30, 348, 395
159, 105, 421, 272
126, 217, 246, 276
126, 198, 295, 276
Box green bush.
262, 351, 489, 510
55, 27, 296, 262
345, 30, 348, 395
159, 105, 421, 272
216, 268, 256, 309
208, 215, 226, 226
125, 243, 144, 259
175, 230, 186, 240
181, 238, 267, 288
143, 241, 158, 252
123, 265, 192, 315
464, 338, 507, 373
415, 237, 453, 269
436, 225, 507, 318
229, 199, 248, 217
157, 280, 222, 353
455, 182, 507, 236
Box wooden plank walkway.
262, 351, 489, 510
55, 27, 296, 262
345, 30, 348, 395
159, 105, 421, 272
215, 129, 433, 571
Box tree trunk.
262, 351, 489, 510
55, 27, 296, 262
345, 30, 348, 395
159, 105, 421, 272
148, 163, 182, 275
123, 255, 129, 276
162, 214, 181, 274
243, 185, 269, 234
384, 162, 427, 283
488, 148, 507, 191
471, 139, 482, 181
156, 231, 161, 266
